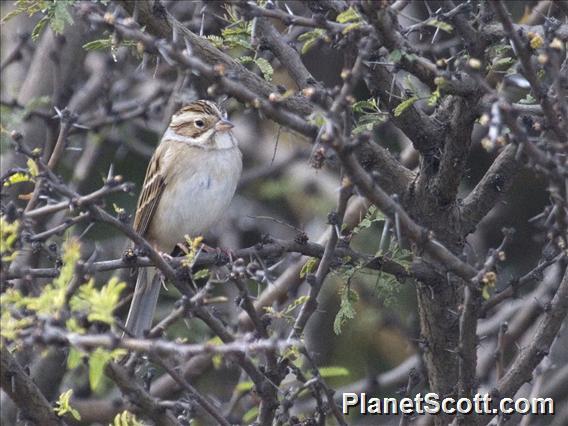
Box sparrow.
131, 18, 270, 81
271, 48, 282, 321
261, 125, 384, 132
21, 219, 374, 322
125, 100, 242, 337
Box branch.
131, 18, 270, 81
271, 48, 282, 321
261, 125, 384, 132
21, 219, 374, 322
491, 1, 567, 141
117, 0, 313, 117
104, 362, 180, 426
461, 144, 520, 232
256, 17, 320, 90
0, 345, 65, 426
335, 147, 478, 283
6, 236, 411, 281
491, 264, 568, 418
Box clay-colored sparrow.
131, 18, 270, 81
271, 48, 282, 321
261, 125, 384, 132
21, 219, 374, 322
125, 100, 242, 336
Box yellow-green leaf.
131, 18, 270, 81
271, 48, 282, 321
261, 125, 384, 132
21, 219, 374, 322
243, 406, 259, 424
393, 96, 418, 117
3, 172, 31, 187
54, 389, 81, 420
427, 19, 453, 33
300, 258, 318, 278
26, 158, 38, 177
336, 7, 360, 24
111, 410, 143, 426
318, 366, 350, 378
236, 381, 254, 393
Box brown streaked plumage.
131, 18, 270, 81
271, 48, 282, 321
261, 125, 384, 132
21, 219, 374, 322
125, 100, 242, 337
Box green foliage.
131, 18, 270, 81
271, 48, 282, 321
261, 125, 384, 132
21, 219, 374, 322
111, 411, 143, 426
374, 272, 401, 307
388, 49, 418, 65
181, 235, 203, 267
70, 277, 126, 325
2, 237, 127, 342
519, 94, 536, 104
264, 295, 310, 323
18, 238, 81, 316
389, 49, 403, 63
317, 366, 350, 378
298, 29, 326, 55
2, 172, 32, 187
373, 245, 411, 306
0, 216, 20, 262
351, 98, 387, 134
300, 257, 318, 278
2, 0, 75, 41
393, 96, 418, 117
0, 308, 32, 340
243, 406, 259, 424
351, 205, 385, 234
336, 7, 360, 23
83, 37, 137, 61
89, 347, 126, 391
237, 56, 274, 81
427, 86, 441, 107
213, 5, 253, 50
67, 347, 84, 370
426, 19, 453, 33
193, 268, 209, 280
207, 336, 224, 369
235, 381, 254, 393
336, 7, 362, 33
333, 285, 358, 335
54, 389, 81, 420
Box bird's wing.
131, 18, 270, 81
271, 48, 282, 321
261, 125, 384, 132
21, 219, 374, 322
133, 143, 167, 236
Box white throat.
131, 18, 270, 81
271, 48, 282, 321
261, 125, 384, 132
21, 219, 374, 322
162, 127, 237, 150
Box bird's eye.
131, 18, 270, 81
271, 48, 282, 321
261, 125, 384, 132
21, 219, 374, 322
194, 119, 205, 128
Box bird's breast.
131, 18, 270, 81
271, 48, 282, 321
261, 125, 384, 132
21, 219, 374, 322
148, 145, 242, 252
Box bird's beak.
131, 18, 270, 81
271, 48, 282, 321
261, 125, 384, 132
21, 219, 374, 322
215, 119, 234, 133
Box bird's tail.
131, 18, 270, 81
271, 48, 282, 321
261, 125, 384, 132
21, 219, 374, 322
124, 268, 161, 337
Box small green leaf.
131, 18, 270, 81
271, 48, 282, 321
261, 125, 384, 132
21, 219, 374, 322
388, 49, 403, 64
298, 29, 326, 55
50, 0, 74, 35
89, 348, 108, 391
336, 7, 360, 24
205, 35, 224, 48
427, 19, 453, 33
70, 277, 126, 325
3, 172, 31, 187
254, 57, 273, 81
342, 22, 362, 34
26, 158, 39, 177
67, 348, 84, 370
300, 258, 318, 278
318, 366, 350, 378
333, 286, 358, 335
243, 406, 259, 424
393, 96, 418, 117
112, 410, 143, 426
519, 94, 536, 104
31, 16, 49, 42
285, 295, 310, 314
427, 87, 441, 107
236, 381, 254, 393
193, 269, 209, 280
83, 38, 113, 51
54, 389, 81, 420
207, 336, 223, 369
88, 348, 126, 391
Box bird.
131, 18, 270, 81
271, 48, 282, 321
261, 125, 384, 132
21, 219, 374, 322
125, 100, 242, 337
